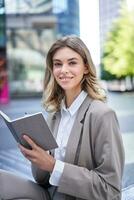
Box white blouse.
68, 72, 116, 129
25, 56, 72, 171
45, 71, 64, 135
49, 90, 87, 186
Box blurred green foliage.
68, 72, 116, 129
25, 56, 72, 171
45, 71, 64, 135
101, 5, 134, 81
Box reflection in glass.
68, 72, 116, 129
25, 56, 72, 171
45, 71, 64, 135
7, 28, 55, 94
5, 0, 52, 14
5, 0, 79, 96
0, 0, 9, 103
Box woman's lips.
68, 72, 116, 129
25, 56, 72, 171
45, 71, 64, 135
59, 76, 73, 80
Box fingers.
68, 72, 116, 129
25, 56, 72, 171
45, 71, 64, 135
22, 134, 38, 150
18, 143, 33, 158
18, 134, 38, 159
18, 142, 55, 171
18, 135, 42, 160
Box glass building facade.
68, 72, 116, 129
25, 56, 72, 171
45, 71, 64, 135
99, 0, 122, 56
0, 0, 6, 48
53, 0, 79, 37
5, 0, 56, 96
0, 0, 9, 103
4, 0, 79, 97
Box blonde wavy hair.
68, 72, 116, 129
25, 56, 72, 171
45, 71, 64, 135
42, 35, 106, 112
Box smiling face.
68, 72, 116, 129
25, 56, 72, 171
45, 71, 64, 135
52, 47, 88, 96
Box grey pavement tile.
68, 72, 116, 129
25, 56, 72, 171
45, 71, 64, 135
122, 133, 134, 164
122, 184, 134, 200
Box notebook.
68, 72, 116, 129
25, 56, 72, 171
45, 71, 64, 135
0, 110, 58, 150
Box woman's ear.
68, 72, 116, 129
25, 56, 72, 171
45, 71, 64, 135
84, 65, 89, 74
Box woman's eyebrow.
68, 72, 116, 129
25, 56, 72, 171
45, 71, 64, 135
53, 57, 78, 62
53, 59, 61, 62
68, 57, 78, 61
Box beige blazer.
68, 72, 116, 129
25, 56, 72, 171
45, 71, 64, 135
32, 96, 125, 200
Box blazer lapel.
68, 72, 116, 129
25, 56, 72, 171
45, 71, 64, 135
64, 96, 93, 164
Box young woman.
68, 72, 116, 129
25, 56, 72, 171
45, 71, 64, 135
0, 36, 124, 200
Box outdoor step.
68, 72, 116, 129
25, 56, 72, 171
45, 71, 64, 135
0, 154, 30, 172
0, 148, 29, 164
0, 163, 33, 180
0, 148, 33, 179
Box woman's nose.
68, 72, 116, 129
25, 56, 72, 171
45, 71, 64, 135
61, 64, 69, 73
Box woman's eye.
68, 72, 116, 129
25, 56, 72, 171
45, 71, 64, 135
69, 61, 77, 65
53, 63, 62, 67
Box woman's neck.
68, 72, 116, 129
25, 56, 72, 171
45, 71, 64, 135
65, 89, 82, 108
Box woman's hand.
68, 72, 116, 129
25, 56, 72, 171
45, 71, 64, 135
18, 135, 56, 173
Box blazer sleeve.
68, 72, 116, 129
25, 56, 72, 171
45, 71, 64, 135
31, 163, 50, 188
58, 110, 125, 200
